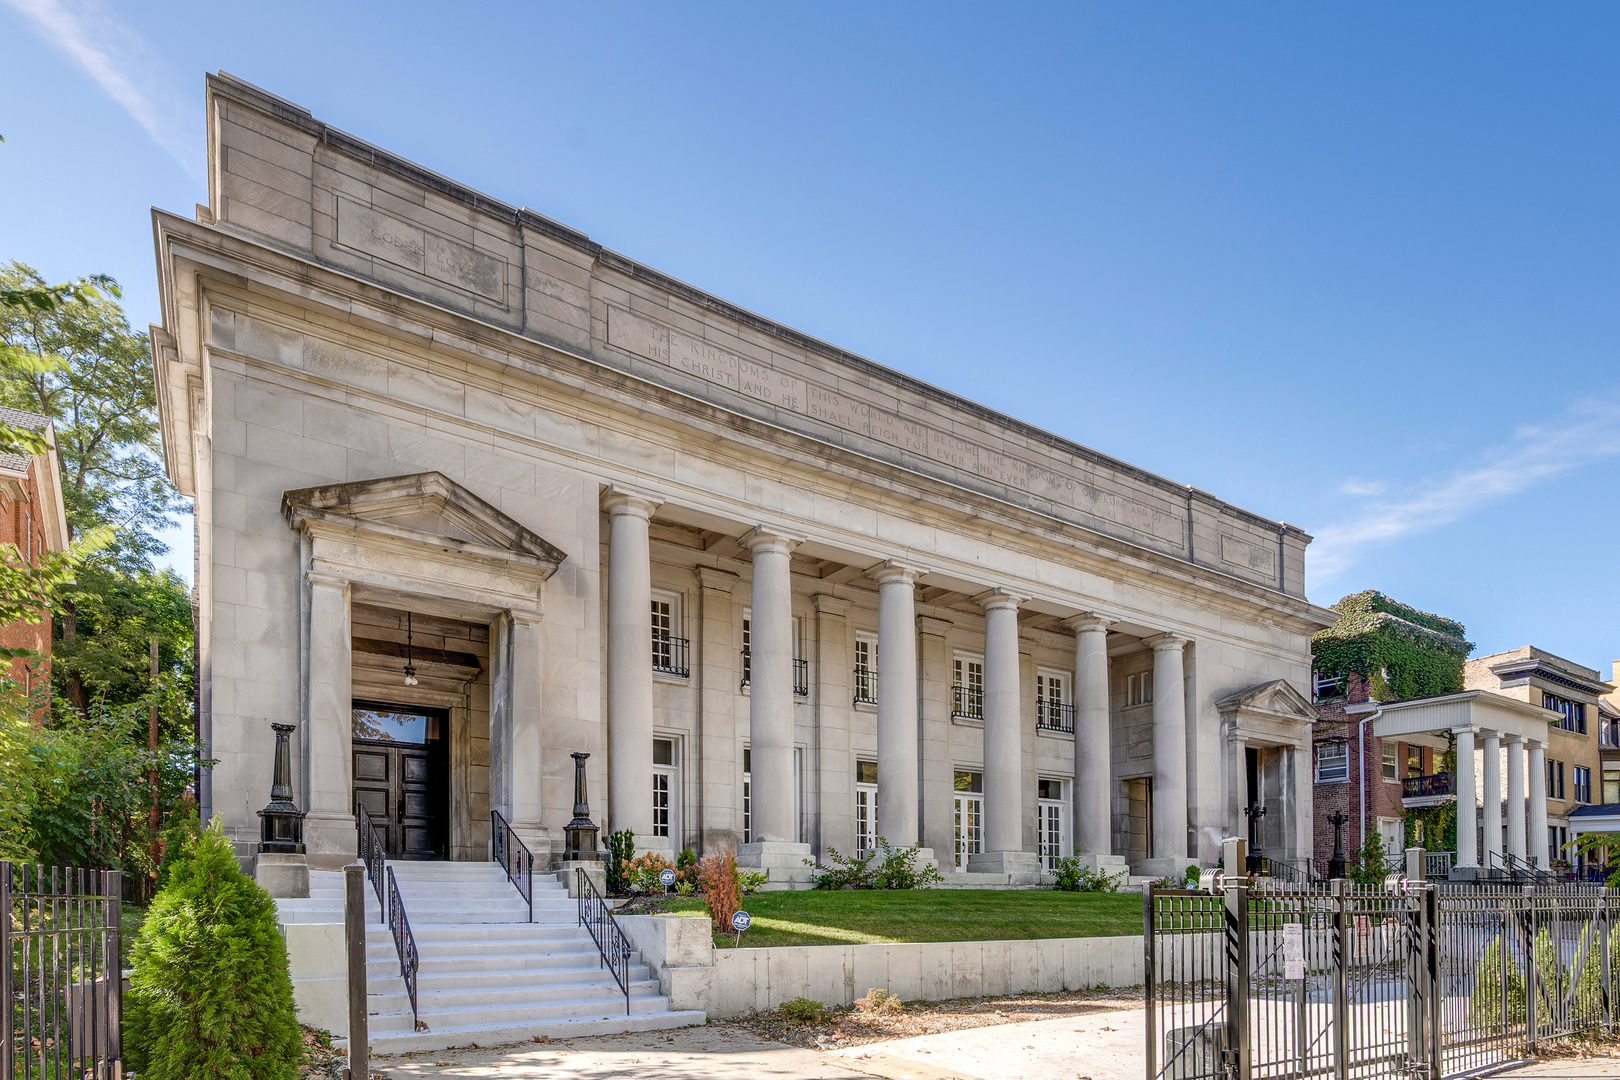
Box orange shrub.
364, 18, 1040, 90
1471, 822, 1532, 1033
698, 849, 742, 932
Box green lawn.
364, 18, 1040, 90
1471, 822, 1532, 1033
648, 889, 1142, 949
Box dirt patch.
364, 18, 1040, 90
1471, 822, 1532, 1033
1531, 1033, 1620, 1061
726, 985, 1143, 1050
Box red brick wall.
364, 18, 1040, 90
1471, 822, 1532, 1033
0, 455, 55, 720
1311, 672, 1415, 863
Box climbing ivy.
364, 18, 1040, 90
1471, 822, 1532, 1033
1311, 591, 1472, 701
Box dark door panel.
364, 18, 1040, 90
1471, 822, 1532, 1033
352, 701, 448, 861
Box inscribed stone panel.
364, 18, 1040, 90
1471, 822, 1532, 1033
335, 197, 506, 303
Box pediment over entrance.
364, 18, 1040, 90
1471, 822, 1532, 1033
281, 472, 566, 571
1216, 678, 1316, 747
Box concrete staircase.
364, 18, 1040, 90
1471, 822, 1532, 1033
292, 862, 703, 1052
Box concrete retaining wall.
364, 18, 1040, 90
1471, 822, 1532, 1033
616, 914, 1143, 1018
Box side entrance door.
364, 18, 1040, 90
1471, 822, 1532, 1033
352, 701, 449, 860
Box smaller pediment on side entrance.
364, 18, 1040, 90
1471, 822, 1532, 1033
281, 472, 566, 571
1215, 678, 1317, 722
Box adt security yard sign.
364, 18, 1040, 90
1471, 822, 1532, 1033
731, 910, 751, 944
659, 868, 676, 893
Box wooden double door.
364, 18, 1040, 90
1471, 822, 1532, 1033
352, 701, 449, 860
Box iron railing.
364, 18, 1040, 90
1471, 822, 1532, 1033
576, 868, 632, 1015
1424, 850, 1456, 879
357, 804, 421, 1029
951, 684, 984, 720
738, 650, 810, 696
2, 864, 122, 1080
651, 634, 689, 678
1403, 772, 1454, 799
1036, 699, 1074, 733
853, 667, 877, 706
490, 809, 534, 922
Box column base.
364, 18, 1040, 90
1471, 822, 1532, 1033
1448, 864, 1479, 882
632, 833, 673, 861
302, 811, 358, 869
1137, 857, 1195, 880
968, 850, 1044, 884
737, 841, 815, 889
509, 824, 552, 865
254, 852, 310, 898
1072, 852, 1130, 872
558, 861, 608, 899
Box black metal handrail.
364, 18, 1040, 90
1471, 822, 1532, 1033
357, 803, 422, 1028
853, 667, 877, 705
952, 684, 984, 720
491, 809, 534, 922
651, 634, 690, 678
1265, 857, 1319, 884
1402, 771, 1454, 799
576, 867, 632, 1015
1035, 699, 1074, 733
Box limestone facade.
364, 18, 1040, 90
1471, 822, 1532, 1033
150, 74, 1334, 876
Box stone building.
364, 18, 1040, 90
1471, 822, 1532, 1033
0, 406, 69, 716
150, 74, 1333, 883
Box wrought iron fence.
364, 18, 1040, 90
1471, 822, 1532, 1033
490, 809, 534, 922
575, 868, 632, 1015
2, 864, 122, 1080
1147, 874, 1619, 1080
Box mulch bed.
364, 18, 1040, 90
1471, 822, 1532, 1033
726, 986, 1143, 1050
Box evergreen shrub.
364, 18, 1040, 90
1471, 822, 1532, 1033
125, 820, 301, 1080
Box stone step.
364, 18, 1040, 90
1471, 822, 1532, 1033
372, 960, 651, 991
367, 973, 659, 1008
366, 985, 675, 1035
356, 1007, 705, 1054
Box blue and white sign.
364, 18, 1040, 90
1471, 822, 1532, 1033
731, 910, 752, 933
659, 868, 676, 888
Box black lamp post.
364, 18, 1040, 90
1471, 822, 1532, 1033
1327, 810, 1349, 879
257, 723, 306, 854
564, 751, 600, 861
1244, 803, 1266, 874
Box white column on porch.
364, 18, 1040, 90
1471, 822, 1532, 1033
1145, 633, 1189, 874
1065, 613, 1118, 869
604, 487, 662, 849
971, 588, 1041, 879
508, 611, 545, 849
873, 561, 925, 853
1505, 735, 1527, 862
1453, 727, 1477, 869
1481, 732, 1502, 868
741, 527, 802, 845
1528, 739, 1549, 866
304, 570, 354, 855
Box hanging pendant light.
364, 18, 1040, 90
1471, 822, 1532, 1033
403, 611, 419, 686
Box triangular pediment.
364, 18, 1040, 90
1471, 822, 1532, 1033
1215, 679, 1317, 722
281, 472, 566, 570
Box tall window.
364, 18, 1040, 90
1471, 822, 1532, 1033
1605, 769, 1620, 806
1036, 671, 1069, 731
1603, 711, 1620, 748
1574, 765, 1592, 804
1125, 672, 1152, 706
1545, 693, 1587, 734
1548, 759, 1566, 800
855, 760, 878, 856
1315, 741, 1349, 783
652, 738, 678, 841
953, 770, 983, 871
1037, 777, 1067, 870
1406, 744, 1422, 778
650, 592, 687, 676
740, 615, 751, 686
1381, 742, 1398, 781
953, 655, 984, 719
741, 746, 751, 844
854, 633, 878, 705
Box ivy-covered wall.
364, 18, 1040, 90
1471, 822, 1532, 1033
1312, 590, 1473, 701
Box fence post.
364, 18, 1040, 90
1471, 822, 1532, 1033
1601, 896, 1612, 1035
1143, 885, 1155, 1080
345, 864, 368, 1080
1523, 887, 1538, 1056
1425, 886, 1441, 1080
1407, 847, 1425, 882
1224, 839, 1250, 1080
1404, 881, 1426, 1075
108, 868, 123, 1074
2, 862, 12, 1080
1332, 878, 1348, 1080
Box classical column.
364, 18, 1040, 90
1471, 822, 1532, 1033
604, 487, 663, 852
738, 527, 812, 884
1528, 740, 1549, 867
812, 593, 855, 857
1144, 633, 1189, 875
507, 611, 547, 853
1481, 732, 1502, 868
1505, 735, 1526, 863
1453, 727, 1477, 870
303, 571, 354, 858
696, 567, 741, 850
970, 589, 1040, 880
1065, 613, 1121, 870
916, 615, 956, 864
873, 562, 926, 855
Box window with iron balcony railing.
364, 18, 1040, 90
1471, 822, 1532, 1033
1402, 772, 1453, 799
852, 665, 877, 706
1035, 699, 1074, 734
651, 633, 690, 678
952, 684, 984, 720
738, 648, 808, 695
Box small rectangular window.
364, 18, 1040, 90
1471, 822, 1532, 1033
1125, 672, 1153, 707
1316, 742, 1349, 783
855, 760, 878, 785
1382, 742, 1398, 781
953, 769, 983, 793
1037, 777, 1063, 800
1573, 766, 1591, 804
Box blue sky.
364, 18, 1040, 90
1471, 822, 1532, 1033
2, 3, 1616, 673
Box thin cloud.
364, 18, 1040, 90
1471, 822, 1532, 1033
4, 0, 200, 179
1338, 478, 1385, 497
1309, 396, 1620, 586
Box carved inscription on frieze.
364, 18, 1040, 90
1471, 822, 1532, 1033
1220, 533, 1277, 577
336, 197, 506, 303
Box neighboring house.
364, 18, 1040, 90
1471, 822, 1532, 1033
1602, 663, 1620, 804
0, 406, 69, 718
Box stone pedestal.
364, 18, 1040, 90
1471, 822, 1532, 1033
1137, 857, 1194, 880
969, 849, 1044, 884
633, 833, 673, 860
1073, 852, 1130, 874
255, 851, 311, 898
558, 861, 607, 899
738, 840, 815, 890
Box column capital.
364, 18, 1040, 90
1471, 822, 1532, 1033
868, 559, 928, 587
1145, 631, 1188, 653
602, 485, 663, 518
1526, 738, 1545, 752
972, 587, 1027, 613
696, 566, 740, 593
305, 569, 350, 594
1450, 726, 1476, 737
1478, 728, 1500, 741
1504, 733, 1525, 745
916, 614, 953, 638
1064, 611, 1114, 634
740, 525, 804, 557
811, 593, 852, 616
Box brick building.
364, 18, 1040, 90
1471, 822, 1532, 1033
0, 406, 69, 716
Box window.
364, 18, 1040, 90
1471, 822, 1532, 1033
1602, 711, 1620, 749
1545, 693, 1587, 734
1316, 742, 1350, 783
855, 760, 878, 857
741, 747, 751, 844
1036, 670, 1071, 732
953, 655, 984, 719
1406, 745, 1423, 778
1546, 758, 1566, 800
650, 592, 688, 676
854, 633, 878, 705
1125, 672, 1153, 707
741, 616, 751, 687
1605, 769, 1620, 806
653, 738, 678, 841
1315, 741, 1349, 783
1382, 742, 1398, 782
953, 770, 983, 871
1037, 778, 1068, 870
1574, 765, 1592, 804
1312, 671, 1347, 703
740, 612, 805, 692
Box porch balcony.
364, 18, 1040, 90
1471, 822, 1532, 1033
1402, 771, 1454, 805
